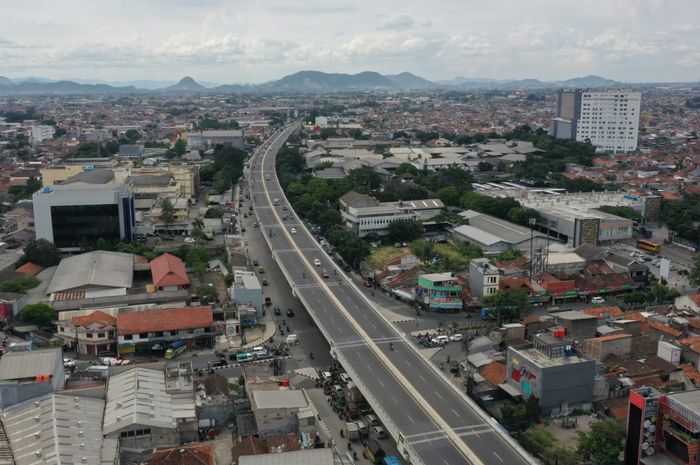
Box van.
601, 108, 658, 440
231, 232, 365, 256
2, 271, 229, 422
285, 334, 299, 345
251, 347, 267, 359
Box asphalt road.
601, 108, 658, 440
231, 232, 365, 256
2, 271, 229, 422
247, 125, 532, 465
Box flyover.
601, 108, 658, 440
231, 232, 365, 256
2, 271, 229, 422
247, 125, 534, 465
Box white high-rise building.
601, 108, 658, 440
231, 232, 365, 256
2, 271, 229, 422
550, 90, 641, 153
30, 125, 55, 144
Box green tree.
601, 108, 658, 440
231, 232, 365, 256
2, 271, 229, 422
161, 198, 175, 230
0, 275, 40, 293
478, 161, 494, 172
204, 208, 222, 219
690, 255, 700, 288
577, 420, 625, 465
124, 129, 141, 141
196, 284, 218, 304
19, 303, 55, 328
649, 280, 680, 304
486, 289, 531, 324
348, 165, 382, 192
395, 162, 419, 177
20, 239, 60, 267
388, 219, 424, 243
437, 186, 461, 207
173, 139, 187, 157
501, 396, 540, 433
498, 248, 523, 261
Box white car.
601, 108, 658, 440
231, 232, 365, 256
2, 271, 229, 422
591, 296, 606, 304
314, 258, 322, 267
449, 334, 464, 342
63, 358, 76, 369
184, 237, 196, 244
431, 335, 449, 345
291, 227, 297, 234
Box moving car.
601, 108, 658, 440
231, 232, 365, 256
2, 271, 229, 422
261, 278, 268, 286
291, 227, 297, 234
184, 237, 196, 244
314, 258, 322, 266
322, 269, 330, 279
449, 334, 464, 342
286, 308, 295, 317
253, 259, 259, 266
273, 305, 281, 315
258, 266, 265, 273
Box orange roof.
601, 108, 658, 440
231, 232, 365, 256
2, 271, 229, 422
15, 262, 43, 276
659, 191, 679, 201
595, 333, 632, 342
585, 306, 623, 319
679, 336, 700, 354
480, 361, 507, 386
680, 363, 700, 386
150, 253, 190, 288
117, 306, 212, 335
522, 315, 542, 325
648, 319, 683, 338
144, 443, 215, 465
72, 310, 117, 327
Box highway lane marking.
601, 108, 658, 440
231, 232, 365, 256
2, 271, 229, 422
258, 126, 492, 465
450, 408, 461, 418
434, 391, 443, 400
418, 374, 427, 382
493, 452, 504, 462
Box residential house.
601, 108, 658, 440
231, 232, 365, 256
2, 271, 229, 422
56, 310, 118, 356
229, 270, 263, 317
468, 258, 500, 299
250, 389, 313, 438
414, 272, 462, 312
150, 253, 190, 291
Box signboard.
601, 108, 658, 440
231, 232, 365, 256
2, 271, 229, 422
660, 258, 671, 281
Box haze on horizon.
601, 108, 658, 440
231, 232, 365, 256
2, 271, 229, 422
1, 0, 699, 84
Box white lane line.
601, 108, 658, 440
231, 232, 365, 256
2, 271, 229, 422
418, 374, 427, 382
450, 408, 461, 418
377, 378, 385, 388
493, 452, 504, 462
391, 396, 399, 405
434, 391, 443, 400
371, 324, 377, 330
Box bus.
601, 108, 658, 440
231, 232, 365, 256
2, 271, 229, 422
165, 340, 187, 359
637, 239, 661, 253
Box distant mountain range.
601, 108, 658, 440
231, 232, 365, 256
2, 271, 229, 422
0, 71, 695, 94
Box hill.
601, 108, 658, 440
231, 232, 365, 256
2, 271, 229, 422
164, 76, 206, 92
268, 70, 397, 91
560, 75, 622, 88
385, 72, 435, 88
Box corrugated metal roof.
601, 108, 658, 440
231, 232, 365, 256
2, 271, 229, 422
239, 448, 333, 465
0, 348, 61, 381
1, 393, 115, 465
103, 367, 175, 435
47, 251, 133, 294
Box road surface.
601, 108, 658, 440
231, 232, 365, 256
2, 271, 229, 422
248, 125, 533, 465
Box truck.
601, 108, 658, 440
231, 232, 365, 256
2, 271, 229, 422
363, 439, 386, 464
344, 422, 360, 441
165, 340, 187, 359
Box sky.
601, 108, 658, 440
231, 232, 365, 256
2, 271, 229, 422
1, 0, 699, 84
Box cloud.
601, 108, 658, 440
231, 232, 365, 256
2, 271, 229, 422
379, 15, 415, 31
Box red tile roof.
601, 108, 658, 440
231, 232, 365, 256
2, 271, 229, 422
15, 262, 43, 276
679, 336, 700, 354
144, 443, 215, 465
648, 319, 683, 338
150, 253, 190, 288
585, 306, 623, 319
117, 306, 212, 335
680, 363, 700, 386
480, 361, 507, 386
72, 310, 117, 327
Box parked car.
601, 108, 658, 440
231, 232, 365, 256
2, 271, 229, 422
431, 335, 449, 345
449, 334, 464, 342
184, 237, 196, 244
63, 358, 76, 369
372, 426, 387, 439
591, 296, 606, 304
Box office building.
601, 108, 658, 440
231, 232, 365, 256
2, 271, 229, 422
505, 334, 595, 416
339, 191, 421, 237
30, 125, 55, 144
550, 89, 641, 153
414, 272, 462, 312
625, 387, 700, 465
186, 129, 244, 151
33, 183, 135, 250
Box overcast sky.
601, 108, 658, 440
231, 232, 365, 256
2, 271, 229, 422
1, 0, 699, 84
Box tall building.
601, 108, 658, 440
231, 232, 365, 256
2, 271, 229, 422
625, 387, 700, 465
30, 125, 55, 144
33, 183, 135, 250
550, 89, 641, 153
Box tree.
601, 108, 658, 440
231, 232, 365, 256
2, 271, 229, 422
388, 219, 424, 243
348, 165, 382, 192
395, 162, 419, 177
0, 275, 40, 293
478, 161, 494, 172
437, 186, 461, 207
486, 289, 531, 324
173, 139, 186, 157
124, 129, 141, 141
498, 248, 523, 261
649, 280, 680, 304
20, 303, 55, 328
161, 198, 175, 230
196, 284, 218, 304
20, 239, 60, 267
204, 208, 222, 219
501, 396, 540, 433
577, 420, 625, 465
690, 255, 700, 288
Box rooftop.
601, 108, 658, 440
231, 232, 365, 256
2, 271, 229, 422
151, 253, 190, 288
239, 448, 333, 465
0, 348, 62, 382
555, 310, 599, 321
117, 306, 213, 335
46, 250, 133, 294
251, 389, 308, 410
144, 443, 215, 465
516, 346, 591, 368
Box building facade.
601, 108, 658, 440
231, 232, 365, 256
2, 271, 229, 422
414, 272, 462, 312
30, 125, 55, 144
550, 89, 641, 153
33, 183, 135, 250
56, 310, 118, 356
339, 191, 422, 237
186, 130, 245, 151
229, 270, 263, 317
468, 258, 501, 299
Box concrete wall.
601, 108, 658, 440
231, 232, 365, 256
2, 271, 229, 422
583, 335, 632, 361
0, 382, 53, 408
539, 361, 595, 416
253, 406, 301, 437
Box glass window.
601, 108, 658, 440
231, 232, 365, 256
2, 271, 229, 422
50, 204, 121, 248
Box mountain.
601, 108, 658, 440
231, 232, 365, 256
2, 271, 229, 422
560, 75, 622, 88
0, 80, 141, 94
0, 76, 12, 86
438, 76, 498, 86
267, 70, 396, 91
164, 76, 206, 92
385, 72, 435, 88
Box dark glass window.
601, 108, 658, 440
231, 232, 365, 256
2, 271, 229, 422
50, 204, 120, 248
